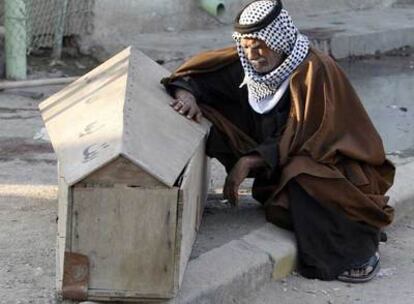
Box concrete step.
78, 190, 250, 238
165, 161, 414, 304
387, 161, 414, 221
297, 6, 414, 58
168, 224, 296, 304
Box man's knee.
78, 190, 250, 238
264, 204, 293, 231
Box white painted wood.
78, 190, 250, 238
177, 139, 210, 285
56, 173, 71, 294
71, 186, 179, 297
122, 48, 210, 187
196, 154, 211, 230
86, 289, 168, 302
39, 47, 210, 187
57, 150, 211, 300
79, 156, 164, 188
39, 48, 130, 186
48, 47, 213, 302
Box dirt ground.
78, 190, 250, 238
0, 185, 57, 304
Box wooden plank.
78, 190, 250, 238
56, 173, 72, 294
174, 189, 184, 292
176, 139, 210, 285
70, 186, 179, 298
78, 156, 163, 188
39, 48, 130, 186
198, 156, 211, 229
87, 288, 172, 302
122, 48, 210, 187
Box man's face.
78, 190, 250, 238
240, 38, 285, 74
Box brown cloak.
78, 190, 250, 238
163, 47, 395, 229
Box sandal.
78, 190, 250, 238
337, 252, 380, 283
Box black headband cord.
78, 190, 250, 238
234, 0, 283, 34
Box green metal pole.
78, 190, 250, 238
53, 0, 69, 59
4, 0, 27, 80
25, 0, 32, 54
200, 0, 226, 18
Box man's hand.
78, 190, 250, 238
223, 154, 267, 207
170, 88, 203, 123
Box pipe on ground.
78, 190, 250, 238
199, 0, 227, 18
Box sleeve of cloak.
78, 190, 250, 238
163, 77, 197, 98
163, 61, 245, 106
249, 137, 279, 170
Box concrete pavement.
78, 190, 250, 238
242, 214, 414, 304
167, 161, 414, 304
0, 28, 413, 304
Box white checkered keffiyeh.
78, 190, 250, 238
233, 0, 310, 103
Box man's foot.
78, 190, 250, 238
337, 252, 380, 283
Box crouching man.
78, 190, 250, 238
162, 0, 395, 282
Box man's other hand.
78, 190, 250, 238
223, 154, 267, 207
170, 88, 203, 123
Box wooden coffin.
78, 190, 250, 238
39, 47, 211, 301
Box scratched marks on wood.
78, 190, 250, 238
39, 48, 130, 185
78, 121, 105, 138
82, 143, 111, 164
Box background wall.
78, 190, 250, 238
83, 0, 401, 57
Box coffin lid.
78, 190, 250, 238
39, 47, 210, 187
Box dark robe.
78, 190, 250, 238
166, 60, 290, 173
162, 47, 395, 280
